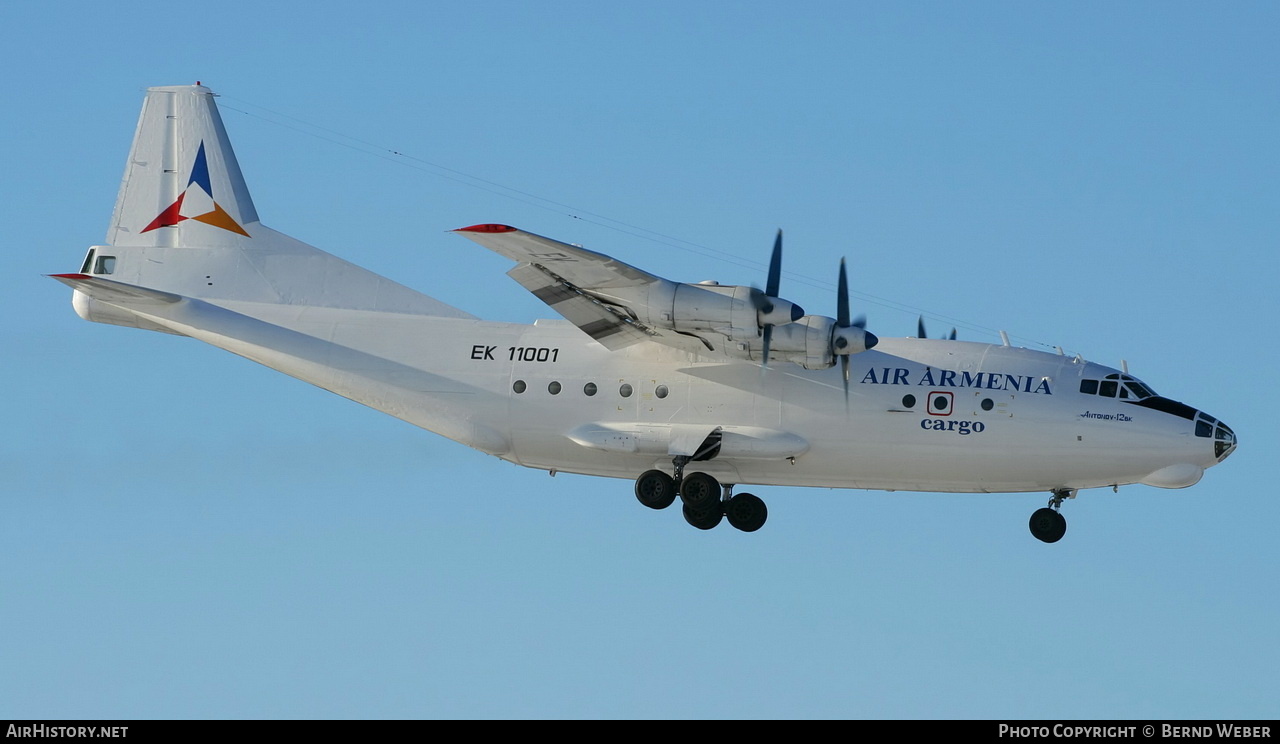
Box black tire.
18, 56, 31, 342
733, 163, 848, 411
1029, 507, 1067, 543
725, 493, 768, 532
683, 503, 723, 530
679, 471, 721, 509
634, 470, 677, 510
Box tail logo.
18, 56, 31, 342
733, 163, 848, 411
141, 142, 250, 237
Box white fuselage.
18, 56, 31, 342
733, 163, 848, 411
170, 299, 1221, 495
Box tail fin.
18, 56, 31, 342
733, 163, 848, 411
109, 84, 258, 248
70, 84, 472, 324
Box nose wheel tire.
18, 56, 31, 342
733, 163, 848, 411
634, 470, 677, 510
1029, 507, 1067, 543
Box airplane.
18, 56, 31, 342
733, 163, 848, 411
51, 84, 1237, 542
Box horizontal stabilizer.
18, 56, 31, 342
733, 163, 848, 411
49, 273, 183, 305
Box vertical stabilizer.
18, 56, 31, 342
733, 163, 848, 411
108, 84, 258, 247
69, 84, 474, 320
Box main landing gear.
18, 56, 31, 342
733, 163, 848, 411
633, 457, 768, 533
1028, 489, 1073, 543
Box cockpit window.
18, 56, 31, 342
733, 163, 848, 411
1214, 422, 1237, 459
1081, 374, 1158, 399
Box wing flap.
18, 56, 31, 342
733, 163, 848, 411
506, 263, 653, 350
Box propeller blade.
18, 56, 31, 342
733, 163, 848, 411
837, 258, 849, 328
917, 316, 927, 339
841, 355, 850, 409
766, 229, 783, 298
756, 229, 803, 368
837, 259, 853, 410
852, 314, 867, 329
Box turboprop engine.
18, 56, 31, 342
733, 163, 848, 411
589, 231, 878, 395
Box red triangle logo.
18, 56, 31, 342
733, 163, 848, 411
141, 193, 187, 233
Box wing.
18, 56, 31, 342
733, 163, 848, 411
454, 224, 713, 354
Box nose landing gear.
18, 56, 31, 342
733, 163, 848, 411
1029, 489, 1073, 543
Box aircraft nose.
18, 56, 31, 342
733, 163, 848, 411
1197, 412, 1237, 462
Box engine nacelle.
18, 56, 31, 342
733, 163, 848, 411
761, 316, 878, 369
585, 279, 855, 365
598, 280, 768, 344
668, 283, 759, 341
766, 316, 836, 370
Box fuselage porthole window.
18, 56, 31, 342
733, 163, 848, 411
655, 385, 669, 399
620, 383, 633, 398
548, 381, 562, 395
583, 382, 597, 396
512, 380, 527, 394
902, 394, 916, 408
981, 398, 994, 411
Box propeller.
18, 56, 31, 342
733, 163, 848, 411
831, 258, 877, 404
917, 315, 957, 340
752, 229, 804, 365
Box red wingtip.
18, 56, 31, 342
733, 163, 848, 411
49, 273, 92, 280
454, 223, 517, 233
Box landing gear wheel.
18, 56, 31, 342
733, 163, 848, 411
679, 472, 721, 510
725, 493, 768, 532
1029, 507, 1067, 543
634, 470, 677, 510
683, 503, 724, 530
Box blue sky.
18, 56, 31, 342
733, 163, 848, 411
2, 1, 1275, 719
